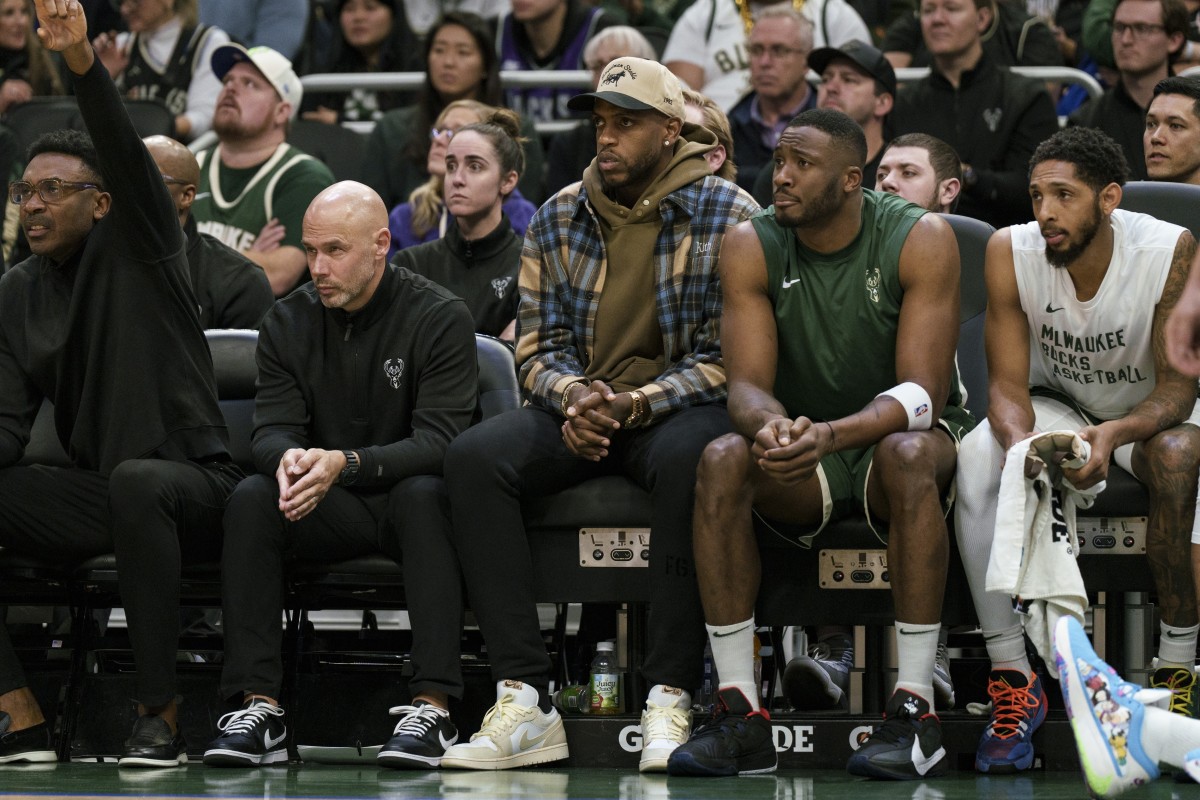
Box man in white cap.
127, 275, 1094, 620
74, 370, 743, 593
441, 56, 758, 772
192, 43, 333, 298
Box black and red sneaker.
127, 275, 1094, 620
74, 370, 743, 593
666, 688, 776, 777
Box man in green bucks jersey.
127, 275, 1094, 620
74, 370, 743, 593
668, 108, 971, 780
193, 44, 332, 297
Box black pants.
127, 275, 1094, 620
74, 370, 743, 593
219, 473, 463, 701
444, 404, 731, 696
0, 459, 239, 705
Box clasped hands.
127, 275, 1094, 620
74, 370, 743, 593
561, 380, 635, 461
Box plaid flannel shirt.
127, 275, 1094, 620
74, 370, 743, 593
516, 175, 759, 423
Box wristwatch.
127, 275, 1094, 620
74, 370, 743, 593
339, 450, 361, 485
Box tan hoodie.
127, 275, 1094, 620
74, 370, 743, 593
581, 123, 716, 393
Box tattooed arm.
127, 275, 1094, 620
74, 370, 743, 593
1064, 232, 1199, 489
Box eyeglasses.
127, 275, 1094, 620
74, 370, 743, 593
747, 44, 807, 60
161, 174, 190, 186
8, 178, 101, 206
429, 127, 456, 141
1112, 21, 1166, 37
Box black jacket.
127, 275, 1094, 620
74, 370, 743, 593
392, 214, 521, 339
252, 263, 477, 486
892, 54, 1058, 228
1069, 80, 1149, 181
184, 215, 274, 329
0, 59, 227, 474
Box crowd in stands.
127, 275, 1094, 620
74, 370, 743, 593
6, 0, 1200, 795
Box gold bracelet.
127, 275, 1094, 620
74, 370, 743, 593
560, 379, 587, 418
623, 391, 643, 428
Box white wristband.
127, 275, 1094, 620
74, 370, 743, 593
876, 381, 934, 431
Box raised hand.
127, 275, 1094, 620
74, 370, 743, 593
33, 0, 88, 53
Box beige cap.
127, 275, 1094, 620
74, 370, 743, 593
567, 57, 684, 119
211, 43, 304, 116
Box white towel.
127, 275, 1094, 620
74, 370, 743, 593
986, 431, 1104, 663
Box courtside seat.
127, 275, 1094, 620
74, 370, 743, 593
1120, 180, 1200, 238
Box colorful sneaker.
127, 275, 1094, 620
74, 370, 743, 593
666, 687, 776, 777
1184, 748, 1200, 782
0, 712, 55, 764
1148, 666, 1199, 718
783, 634, 852, 710
975, 670, 1048, 772
203, 700, 288, 767
118, 715, 187, 768
847, 689, 946, 780
638, 687, 692, 773
440, 681, 568, 770
1054, 616, 1161, 798
377, 701, 458, 769
933, 636, 956, 711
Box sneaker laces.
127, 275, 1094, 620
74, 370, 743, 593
642, 704, 689, 744
388, 704, 447, 736
934, 641, 951, 671
216, 702, 284, 735
470, 694, 529, 742
985, 676, 1040, 740
807, 639, 853, 667
1151, 668, 1197, 715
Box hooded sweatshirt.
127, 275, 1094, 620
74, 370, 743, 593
581, 124, 716, 392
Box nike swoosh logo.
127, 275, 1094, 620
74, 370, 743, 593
439, 731, 456, 750
1045, 303, 1064, 313
910, 736, 944, 776
782, 277, 801, 289
264, 729, 286, 749
713, 623, 752, 638
518, 729, 552, 750
1165, 630, 1192, 638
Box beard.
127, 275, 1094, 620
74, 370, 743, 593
775, 171, 842, 229
599, 145, 663, 200
213, 107, 274, 142
1044, 197, 1103, 268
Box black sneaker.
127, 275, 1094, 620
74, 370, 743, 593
377, 700, 458, 769
203, 700, 288, 767
847, 689, 946, 780
118, 715, 187, 768
0, 712, 55, 764
783, 633, 853, 710
666, 688, 776, 777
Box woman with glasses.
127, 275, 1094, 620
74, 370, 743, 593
392, 107, 526, 341
362, 11, 544, 210
90, 0, 229, 142
387, 99, 536, 260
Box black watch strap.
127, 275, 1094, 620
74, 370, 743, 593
339, 450, 360, 485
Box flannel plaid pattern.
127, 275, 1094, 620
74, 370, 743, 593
515, 175, 759, 424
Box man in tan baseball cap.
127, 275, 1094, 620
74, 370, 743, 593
439, 55, 759, 774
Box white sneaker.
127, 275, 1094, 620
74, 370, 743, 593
639, 687, 692, 773
441, 681, 569, 770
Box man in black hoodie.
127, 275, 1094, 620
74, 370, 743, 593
0, 0, 240, 768
204, 182, 478, 770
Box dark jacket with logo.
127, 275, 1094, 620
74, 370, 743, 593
251, 263, 477, 487
891, 53, 1058, 228
392, 214, 521, 339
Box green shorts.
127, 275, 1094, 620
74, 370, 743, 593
756, 404, 975, 547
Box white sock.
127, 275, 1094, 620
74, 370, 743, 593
985, 624, 1032, 673
895, 621, 940, 704
1141, 705, 1200, 768
646, 684, 691, 710
1157, 622, 1199, 669
707, 618, 759, 711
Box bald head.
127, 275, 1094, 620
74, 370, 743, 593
302, 182, 391, 312
304, 181, 389, 236
144, 135, 201, 225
